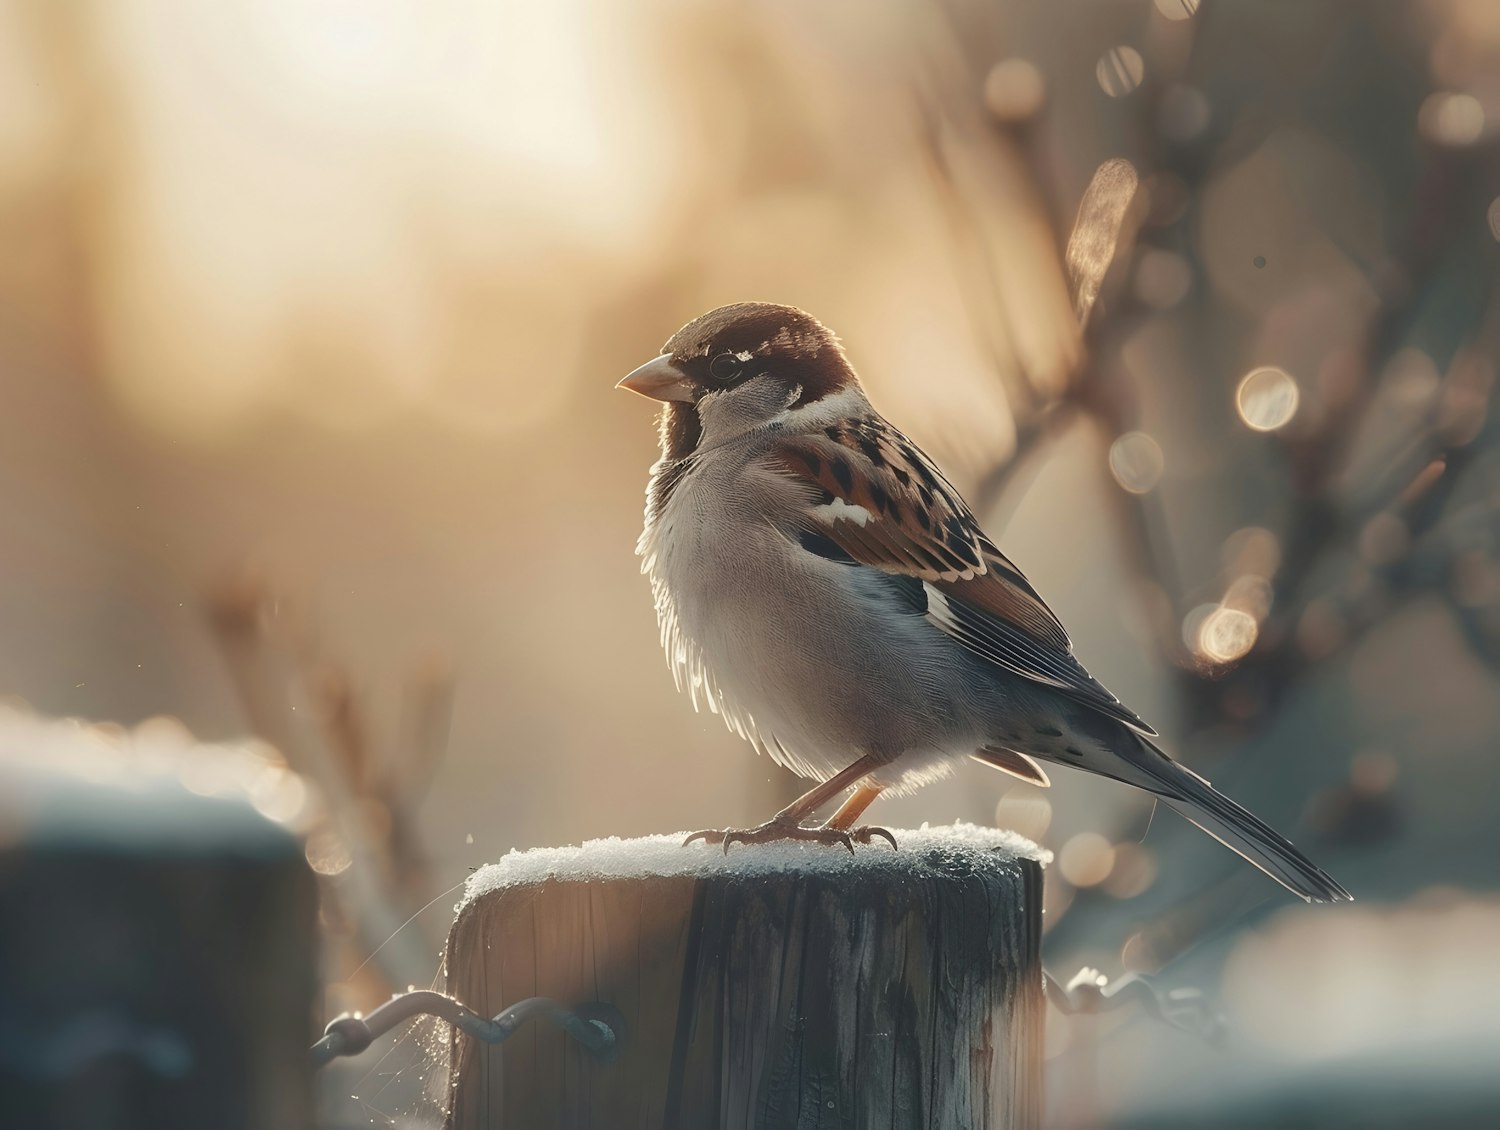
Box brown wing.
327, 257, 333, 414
770, 425, 985, 579
771, 419, 1154, 735
770, 419, 1069, 647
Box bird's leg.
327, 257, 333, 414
821, 784, 896, 848
684, 755, 893, 853
823, 784, 881, 828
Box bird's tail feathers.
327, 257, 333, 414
1122, 735, 1352, 904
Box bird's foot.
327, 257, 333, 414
683, 819, 896, 854
684, 819, 852, 854
845, 824, 898, 849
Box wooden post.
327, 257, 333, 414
0, 715, 319, 1130
444, 825, 1045, 1129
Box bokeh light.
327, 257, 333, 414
984, 58, 1046, 122
1153, 0, 1201, 19
1108, 431, 1165, 493
1059, 832, 1116, 887
1418, 92, 1485, 146
1236, 365, 1301, 430
1181, 602, 1218, 654
994, 791, 1053, 842
1096, 47, 1144, 99
248, 764, 310, 826
305, 826, 354, 876
1198, 606, 1259, 663
1101, 841, 1158, 899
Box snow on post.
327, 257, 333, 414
445, 824, 1046, 1129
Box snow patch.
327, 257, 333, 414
462, 822, 1048, 909
0, 705, 304, 855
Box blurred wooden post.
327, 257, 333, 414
445, 827, 1044, 1129
0, 716, 319, 1130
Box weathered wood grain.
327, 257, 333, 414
445, 827, 1043, 1129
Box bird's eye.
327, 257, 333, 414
707, 352, 742, 382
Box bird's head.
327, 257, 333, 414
618, 302, 858, 460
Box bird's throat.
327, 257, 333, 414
660, 401, 703, 462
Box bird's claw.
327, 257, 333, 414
848, 825, 898, 849
723, 820, 855, 854
682, 820, 896, 854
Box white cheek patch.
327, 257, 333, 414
813, 497, 874, 527
785, 385, 867, 427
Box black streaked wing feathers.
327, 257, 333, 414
769, 420, 1154, 736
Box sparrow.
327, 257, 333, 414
618, 301, 1351, 903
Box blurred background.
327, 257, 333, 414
3, 0, 1499, 1126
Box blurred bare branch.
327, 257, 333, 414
205, 573, 451, 990
1066, 159, 1146, 333
903, 8, 1500, 1073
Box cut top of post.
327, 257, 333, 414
460, 821, 1048, 906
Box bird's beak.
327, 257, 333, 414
616, 355, 694, 403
